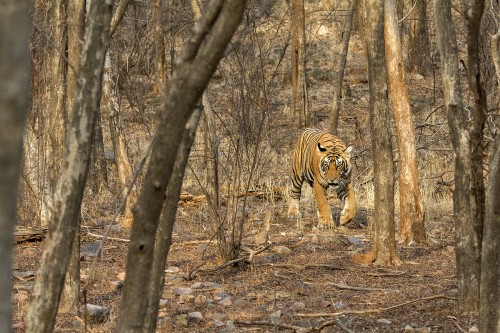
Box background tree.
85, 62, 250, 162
433, 0, 480, 314
384, 0, 426, 245
406, 0, 431, 75
363, 0, 399, 266
0, 0, 30, 331
26, 1, 113, 330
21, 0, 67, 226
116, 1, 246, 330
291, 0, 309, 127
59, 0, 85, 312
329, 0, 355, 134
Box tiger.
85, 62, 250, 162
287, 128, 356, 227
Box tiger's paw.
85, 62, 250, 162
287, 201, 302, 219
339, 207, 356, 225
317, 216, 335, 229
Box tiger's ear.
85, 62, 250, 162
318, 143, 327, 152
344, 145, 353, 158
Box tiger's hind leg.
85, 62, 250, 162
313, 181, 334, 228
339, 183, 356, 225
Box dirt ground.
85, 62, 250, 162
12, 192, 478, 332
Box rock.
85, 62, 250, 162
319, 300, 331, 308
219, 296, 233, 306
173, 287, 193, 296
195, 294, 208, 305
175, 314, 188, 328
166, 266, 180, 273
159, 298, 168, 308
178, 294, 195, 304
78, 304, 110, 324
272, 245, 291, 254
213, 319, 225, 327
187, 311, 204, 325
291, 301, 306, 309
275, 291, 291, 298
377, 318, 392, 325
219, 320, 238, 333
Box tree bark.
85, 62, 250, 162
291, 0, 309, 128
25, 1, 113, 331
152, 0, 167, 95
59, 0, 85, 312
329, 0, 354, 134
0, 1, 30, 331
464, 0, 486, 257
407, 0, 431, 75
480, 134, 500, 332
384, 0, 426, 245
365, 0, 399, 266
116, 1, 246, 331
434, 0, 480, 314
144, 108, 201, 333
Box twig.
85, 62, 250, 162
446, 316, 467, 333
87, 231, 130, 243
327, 282, 398, 293
235, 320, 306, 331
297, 294, 455, 318
261, 263, 347, 271
187, 243, 271, 279
366, 270, 406, 277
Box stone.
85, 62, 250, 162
78, 304, 110, 324
175, 314, 188, 328
377, 318, 392, 325
173, 287, 193, 296
273, 245, 291, 254
187, 311, 204, 325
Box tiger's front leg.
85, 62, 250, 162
313, 181, 334, 227
339, 183, 356, 225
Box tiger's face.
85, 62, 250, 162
317, 142, 352, 187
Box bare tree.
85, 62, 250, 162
363, 0, 399, 266
384, 0, 426, 245
22, 1, 68, 226
329, 0, 355, 134
464, 0, 486, 257
480, 134, 500, 332
291, 0, 309, 127
59, 0, 86, 312
407, 0, 431, 75
144, 108, 201, 333
152, 0, 167, 95
434, 0, 480, 314
0, 1, 30, 331
25, 1, 113, 331
116, 1, 246, 331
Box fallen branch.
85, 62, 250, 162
87, 231, 130, 243
235, 317, 354, 333
187, 243, 271, 279
327, 282, 398, 293
297, 294, 455, 318
366, 270, 406, 277
261, 263, 347, 271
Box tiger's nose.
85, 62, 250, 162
330, 179, 340, 186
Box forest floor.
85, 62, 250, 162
12, 192, 478, 333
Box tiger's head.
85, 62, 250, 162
316, 139, 352, 188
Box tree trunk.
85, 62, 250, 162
116, 1, 246, 331
433, 0, 480, 314
152, 0, 167, 95
364, 0, 399, 266
407, 0, 431, 75
24, 0, 68, 226
0, 1, 30, 331
103, 54, 137, 228
59, 0, 85, 312
144, 108, 201, 332
329, 0, 354, 134
480, 134, 500, 332
384, 0, 426, 245
464, 0, 486, 257
291, 0, 309, 128
25, 1, 113, 331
